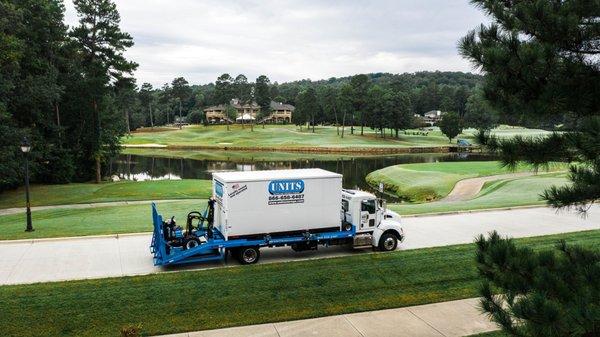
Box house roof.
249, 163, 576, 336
204, 100, 295, 112
270, 101, 295, 111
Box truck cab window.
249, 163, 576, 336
361, 199, 376, 214
342, 200, 349, 212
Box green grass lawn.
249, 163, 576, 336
122, 147, 399, 161
1, 230, 596, 337
390, 173, 569, 215
123, 124, 472, 149
0, 173, 569, 240
367, 161, 566, 202
0, 199, 203, 239
123, 124, 553, 150
0, 179, 211, 209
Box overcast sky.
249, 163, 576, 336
64, 0, 488, 87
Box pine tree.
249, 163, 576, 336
459, 0, 600, 213
476, 231, 600, 337
461, 2, 600, 335
255, 75, 271, 129
70, 0, 137, 182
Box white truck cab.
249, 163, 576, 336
342, 189, 404, 251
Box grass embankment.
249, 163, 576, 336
0, 179, 211, 209
122, 147, 397, 161
124, 124, 469, 150
0, 230, 597, 337
0, 199, 203, 240
366, 161, 566, 202
391, 173, 569, 215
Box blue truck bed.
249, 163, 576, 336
150, 203, 355, 266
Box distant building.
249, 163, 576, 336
204, 99, 294, 124
265, 101, 294, 123
423, 110, 444, 125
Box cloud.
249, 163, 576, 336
64, 0, 488, 87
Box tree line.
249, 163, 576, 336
126, 71, 492, 135
1, 0, 136, 191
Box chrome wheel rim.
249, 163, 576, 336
186, 240, 198, 249
383, 237, 396, 250
243, 249, 257, 263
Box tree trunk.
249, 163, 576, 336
312, 115, 315, 133
95, 156, 101, 183
149, 103, 154, 129
341, 111, 346, 138
334, 107, 339, 135
178, 100, 182, 129
351, 114, 354, 135
359, 112, 364, 135
93, 98, 101, 184
125, 109, 130, 134
395, 128, 399, 138
227, 121, 230, 131
55, 102, 62, 141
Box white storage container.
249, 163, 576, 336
212, 169, 343, 239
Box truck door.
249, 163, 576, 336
360, 198, 377, 230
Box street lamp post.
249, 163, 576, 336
21, 137, 33, 232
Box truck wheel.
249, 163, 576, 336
238, 247, 260, 265
378, 233, 398, 252
184, 238, 200, 250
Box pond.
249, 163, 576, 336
108, 151, 494, 201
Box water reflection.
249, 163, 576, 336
109, 152, 493, 198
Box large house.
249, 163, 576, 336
422, 110, 444, 125
204, 99, 294, 124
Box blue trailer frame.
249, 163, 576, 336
150, 203, 356, 266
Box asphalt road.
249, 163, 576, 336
1, 205, 598, 285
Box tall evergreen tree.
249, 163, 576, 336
138, 83, 155, 128
459, 0, 600, 213
366, 85, 389, 138
460, 2, 600, 335
170, 77, 191, 127
295, 87, 318, 132
234, 74, 251, 103
214, 73, 234, 105
255, 75, 271, 129
349, 74, 370, 135
388, 91, 412, 138
70, 0, 137, 182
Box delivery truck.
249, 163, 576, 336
150, 168, 404, 266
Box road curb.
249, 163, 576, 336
401, 204, 546, 218
0, 231, 151, 245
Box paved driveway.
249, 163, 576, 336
1, 205, 598, 285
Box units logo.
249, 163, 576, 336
268, 179, 304, 195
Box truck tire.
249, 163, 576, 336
184, 237, 200, 250
378, 233, 398, 252
237, 247, 260, 265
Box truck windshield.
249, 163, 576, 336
361, 199, 376, 214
